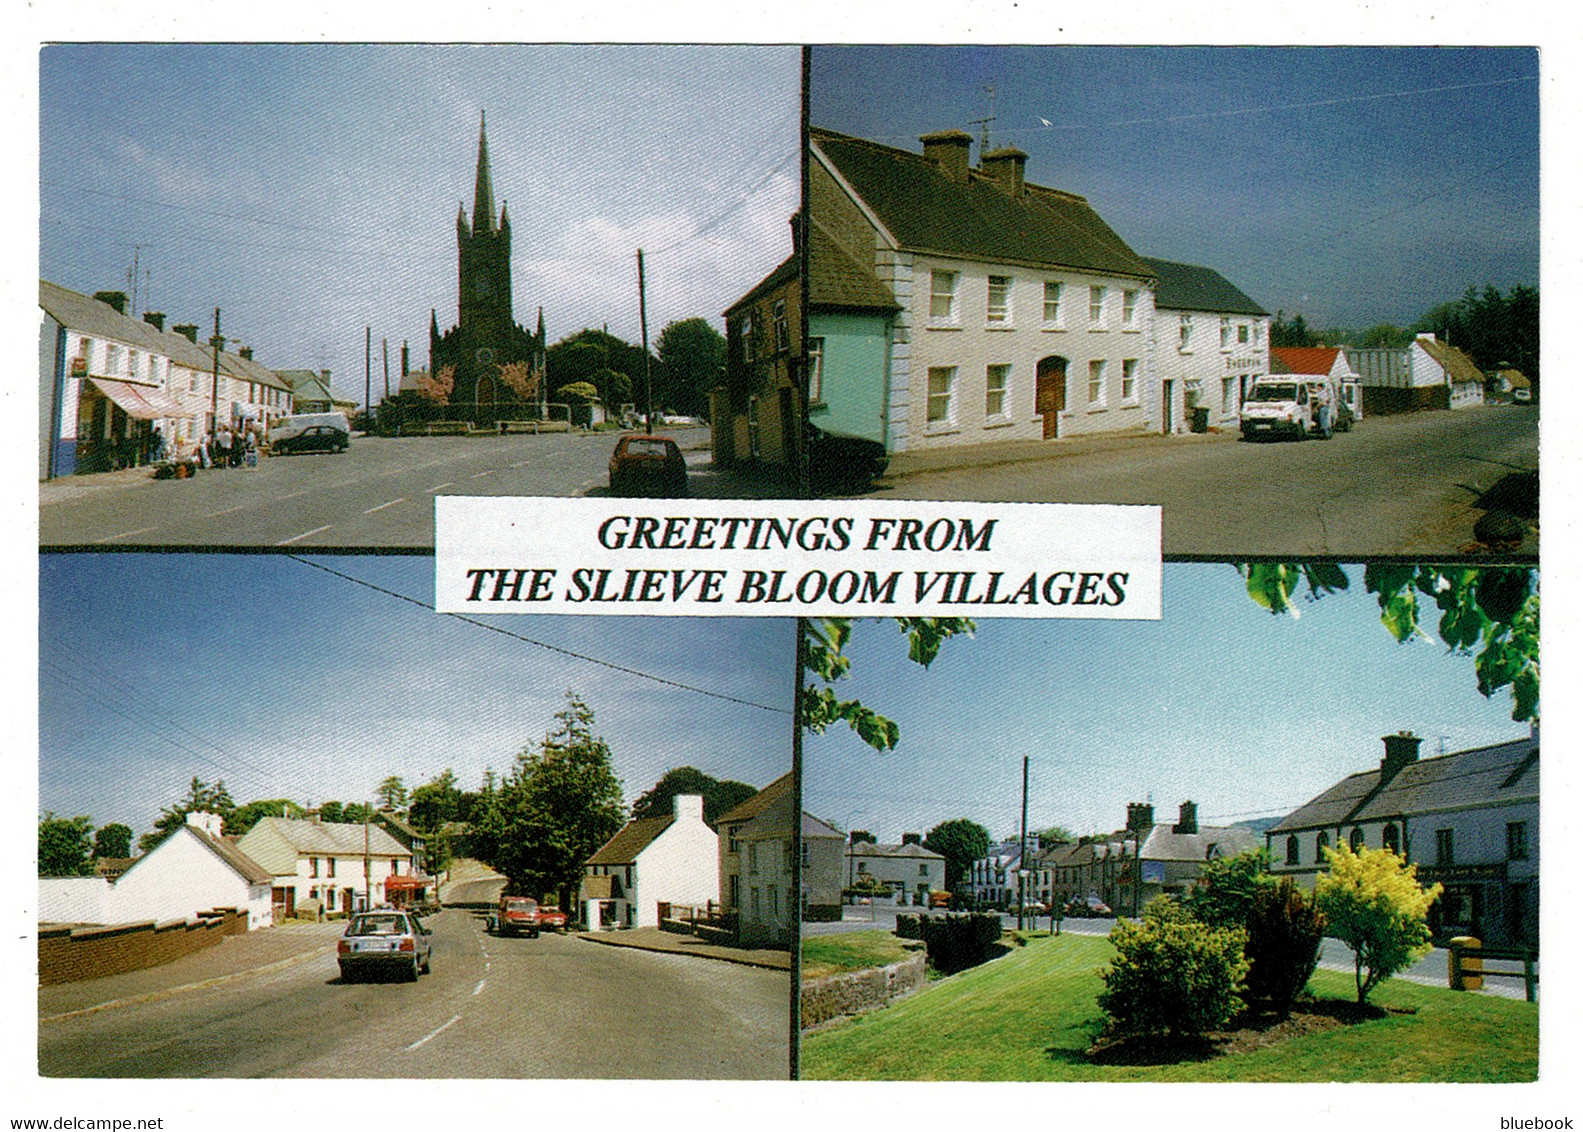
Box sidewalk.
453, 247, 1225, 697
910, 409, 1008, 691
576, 926, 791, 971
38, 918, 345, 1022
881, 426, 1229, 482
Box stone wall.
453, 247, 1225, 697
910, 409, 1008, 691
800, 951, 927, 1030
38, 907, 247, 986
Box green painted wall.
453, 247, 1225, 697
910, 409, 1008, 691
808, 311, 891, 446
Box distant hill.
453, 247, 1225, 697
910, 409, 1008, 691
1231, 815, 1284, 835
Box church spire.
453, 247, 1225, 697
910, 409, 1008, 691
473, 111, 497, 235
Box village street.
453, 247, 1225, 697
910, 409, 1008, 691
39, 424, 793, 549
854, 404, 1538, 558
39, 910, 791, 1078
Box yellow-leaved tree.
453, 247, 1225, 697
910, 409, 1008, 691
1314, 843, 1443, 1003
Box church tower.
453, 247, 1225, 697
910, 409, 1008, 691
428, 112, 543, 416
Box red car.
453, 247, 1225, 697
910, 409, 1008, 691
609, 435, 687, 497
494, 896, 543, 938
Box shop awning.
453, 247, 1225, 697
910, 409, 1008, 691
385, 875, 431, 891
89, 378, 195, 420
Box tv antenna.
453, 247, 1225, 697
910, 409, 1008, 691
968, 84, 997, 155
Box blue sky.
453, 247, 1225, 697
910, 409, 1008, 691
39, 554, 795, 839
39, 45, 799, 403
804, 563, 1528, 844
811, 46, 1539, 330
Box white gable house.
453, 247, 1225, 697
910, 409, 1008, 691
581, 794, 720, 930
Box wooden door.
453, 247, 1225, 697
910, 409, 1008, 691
1036, 356, 1067, 439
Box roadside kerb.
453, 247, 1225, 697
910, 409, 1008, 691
575, 927, 790, 971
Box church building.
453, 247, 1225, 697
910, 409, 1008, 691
430, 113, 545, 418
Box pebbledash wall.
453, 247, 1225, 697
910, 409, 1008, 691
38, 907, 249, 986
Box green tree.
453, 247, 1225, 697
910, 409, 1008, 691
1184, 847, 1271, 930
408, 769, 463, 833
140, 777, 236, 852
922, 818, 991, 893
318, 800, 346, 824
1270, 310, 1317, 347
40, 813, 95, 877
1244, 877, 1326, 1020
547, 329, 651, 406
91, 822, 133, 860
802, 618, 975, 751
375, 775, 408, 811
1356, 322, 1411, 348
589, 367, 633, 410
657, 317, 726, 417
489, 694, 626, 908
1315, 843, 1441, 1004
629, 767, 758, 826
1097, 897, 1250, 1038
228, 799, 302, 837
1412, 283, 1540, 387
342, 802, 374, 825
1238, 564, 1538, 722
1034, 825, 1073, 847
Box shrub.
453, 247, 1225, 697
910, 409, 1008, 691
1184, 847, 1272, 930
1244, 878, 1326, 1018
1097, 908, 1249, 1038
894, 912, 924, 941
1314, 844, 1442, 1003
918, 911, 1003, 974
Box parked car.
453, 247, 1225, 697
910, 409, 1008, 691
493, 895, 545, 938
927, 891, 952, 909
337, 910, 432, 981
1064, 895, 1113, 918
807, 425, 888, 493
268, 412, 351, 455
609, 434, 687, 497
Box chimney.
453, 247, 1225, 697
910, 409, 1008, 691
172, 324, 199, 344
673, 793, 704, 823
789, 209, 804, 255
1173, 801, 1198, 835
980, 146, 1028, 198
239, 347, 254, 361
1381, 731, 1422, 781
901, 832, 921, 846
920, 129, 973, 184
401, 343, 409, 377
143, 311, 166, 332
850, 829, 872, 846
1125, 802, 1154, 832
94, 290, 129, 315
185, 811, 224, 839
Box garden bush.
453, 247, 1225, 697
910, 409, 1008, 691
1097, 900, 1249, 1038
918, 911, 1003, 974
1244, 877, 1326, 1018
1315, 843, 1441, 1003
894, 912, 924, 940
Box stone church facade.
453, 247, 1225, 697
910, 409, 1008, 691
429, 113, 545, 419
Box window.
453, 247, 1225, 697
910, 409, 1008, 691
769, 885, 779, 917
783, 840, 795, 873
1238, 323, 1250, 344
1507, 821, 1528, 861
1383, 823, 1401, 855
1043, 281, 1063, 325
927, 366, 956, 427
772, 298, 788, 354
1252, 322, 1263, 345
985, 364, 1010, 418
987, 275, 1011, 324
1222, 377, 1237, 413
1435, 828, 1454, 865
327, 857, 336, 878
930, 270, 959, 321
1121, 359, 1138, 403
1316, 832, 1330, 859
310, 857, 320, 878
749, 310, 762, 360
801, 841, 810, 867
736, 316, 753, 363
919, 863, 929, 876
747, 396, 761, 457
1087, 359, 1106, 406
1179, 314, 1193, 350
1349, 827, 1365, 852
127, 349, 141, 381
1285, 835, 1299, 866
390, 860, 399, 876
807, 337, 825, 403
105, 343, 122, 374
749, 887, 760, 918
1122, 290, 1138, 328
1220, 316, 1232, 350
748, 842, 759, 875
1089, 285, 1107, 326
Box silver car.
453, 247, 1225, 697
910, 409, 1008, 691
337, 910, 432, 982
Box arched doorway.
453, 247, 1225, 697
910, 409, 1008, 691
475, 374, 497, 427
1036, 356, 1068, 439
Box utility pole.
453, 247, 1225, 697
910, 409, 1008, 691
364, 327, 372, 425
363, 802, 372, 910
637, 249, 653, 433
208, 308, 224, 436
1017, 754, 1029, 932
382, 338, 390, 401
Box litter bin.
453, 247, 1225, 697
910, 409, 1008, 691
1190, 406, 1210, 433
1449, 936, 1483, 991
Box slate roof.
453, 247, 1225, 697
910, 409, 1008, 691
580, 874, 616, 900
810, 219, 898, 311
585, 815, 675, 866
724, 252, 797, 319
812, 127, 1151, 279
237, 817, 409, 875
1143, 257, 1267, 316
118, 825, 273, 887
716, 771, 793, 826
1270, 346, 1344, 376
847, 840, 945, 861
803, 813, 845, 840
1139, 824, 1261, 863
1271, 734, 1536, 833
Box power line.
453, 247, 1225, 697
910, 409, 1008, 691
284, 555, 791, 715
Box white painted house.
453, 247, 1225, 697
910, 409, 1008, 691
843, 835, 946, 905
1346, 333, 1486, 415
580, 794, 719, 930
810, 127, 1157, 454
38, 812, 274, 930
235, 815, 413, 918
1143, 257, 1270, 434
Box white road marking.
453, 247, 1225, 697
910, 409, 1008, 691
362, 498, 406, 514
469, 470, 495, 479
509, 460, 533, 468
473, 979, 486, 996
405, 1014, 462, 1052
427, 483, 454, 493
95, 527, 159, 543
276, 525, 333, 546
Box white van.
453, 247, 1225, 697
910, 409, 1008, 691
1240, 376, 1346, 441
268, 412, 351, 455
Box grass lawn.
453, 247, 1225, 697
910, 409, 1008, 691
802, 931, 923, 980
800, 933, 1537, 1082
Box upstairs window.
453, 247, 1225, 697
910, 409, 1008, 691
1436, 828, 1455, 865
1179, 314, 1193, 350
1238, 323, 1250, 344
987, 275, 1011, 324
1043, 281, 1063, 326
1507, 821, 1528, 860
1121, 290, 1138, 328
930, 270, 959, 321
1088, 285, 1107, 327
1220, 316, 1233, 350
772, 298, 789, 355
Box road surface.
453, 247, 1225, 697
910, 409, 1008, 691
39, 910, 791, 1078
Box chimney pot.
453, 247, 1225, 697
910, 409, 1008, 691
919, 129, 973, 184
239, 347, 253, 361
143, 311, 166, 331
1380, 731, 1423, 780
1173, 801, 1198, 835
94, 290, 129, 315
980, 146, 1028, 197
172, 324, 199, 344
901, 832, 921, 846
